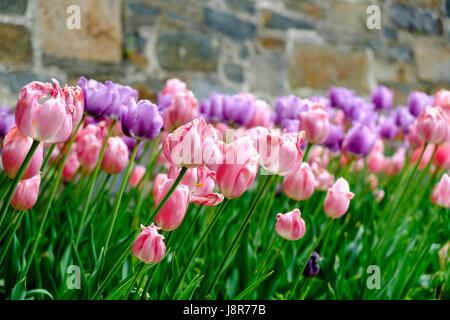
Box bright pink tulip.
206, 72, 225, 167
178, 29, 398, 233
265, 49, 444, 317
162, 78, 187, 96
324, 178, 354, 219
247, 100, 271, 128
163, 117, 222, 168
15, 80, 79, 143
416, 106, 448, 145
216, 137, 259, 199
152, 173, 168, 199
100, 137, 129, 175
257, 130, 304, 176
275, 209, 306, 241
299, 104, 330, 144
61, 149, 80, 182
168, 165, 198, 192
163, 90, 199, 132
430, 173, 450, 208
132, 224, 166, 264
11, 174, 40, 211
282, 163, 316, 201
314, 168, 334, 191
433, 144, 450, 170
2, 126, 43, 179
129, 165, 146, 188
154, 178, 190, 231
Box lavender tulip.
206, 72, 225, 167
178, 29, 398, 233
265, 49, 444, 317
394, 106, 415, 133
328, 86, 354, 110
0, 105, 15, 139
78, 77, 115, 118
223, 95, 255, 126
274, 95, 305, 126
407, 91, 434, 117
378, 115, 399, 139
106, 82, 139, 120
121, 99, 163, 140
371, 86, 394, 111
323, 124, 345, 152
281, 119, 300, 133
344, 124, 377, 156
157, 92, 173, 114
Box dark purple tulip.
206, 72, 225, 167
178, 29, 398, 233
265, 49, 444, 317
281, 119, 300, 133
323, 124, 345, 152
378, 115, 399, 139
106, 81, 139, 120
329, 86, 354, 110
344, 124, 377, 157
122, 136, 144, 161
0, 105, 15, 140
157, 92, 173, 114
121, 99, 163, 140
78, 77, 115, 119
223, 95, 255, 126
274, 95, 305, 126
303, 252, 320, 278
371, 86, 394, 111
394, 106, 415, 133
407, 91, 434, 117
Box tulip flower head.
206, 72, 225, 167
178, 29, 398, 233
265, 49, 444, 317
324, 178, 354, 219
121, 99, 163, 140
282, 162, 316, 201
11, 174, 41, 211
100, 137, 129, 175
430, 173, 450, 208
299, 103, 330, 144
416, 106, 448, 145
132, 224, 166, 264
275, 208, 306, 241
129, 165, 146, 188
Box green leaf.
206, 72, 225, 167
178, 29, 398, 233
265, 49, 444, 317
176, 274, 204, 300
11, 278, 27, 300
234, 270, 274, 300
25, 289, 54, 300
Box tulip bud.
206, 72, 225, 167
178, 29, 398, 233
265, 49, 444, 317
367, 151, 385, 174
154, 178, 190, 231
2, 126, 43, 180
100, 137, 129, 175
324, 178, 354, 219
11, 174, 40, 211
132, 224, 166, 264
275, 209, 306, 241
430, 173, 450, 208
129, 165, 146, 188
282, 163, 316, 201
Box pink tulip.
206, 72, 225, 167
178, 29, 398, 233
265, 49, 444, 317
163, 117, 222, 168
416, 106, 448, 145
168, 165, 198, 192
367, 151, 385, 174
61, 149, 80, 182
247, 100, 271, 128
406, 122, 425, 149
190, 166, 224, 206
275, 209, 306, 241
430, 173, 450, 208
62, 84, 84, 134
434, 89, 450, 115
154, 178, 190, 231
314, 168, 334, 191
391, 148, 406, 173
299, 104, 330, 144
282, 163, 316, 201
152, 173, 168, 199
163, 90, 199, 132
129, 165, 146, 188
15, 80, 80, 143
100, 137, 129, 175
2, 126, 43, 179
216, 137, 259, 199
324, 178, 354, 219
162, 78, 187, 96
411, 144, 435, 170
433, 144, 450, 170
76, 129, 102, 174
307, 146, 330, 169
11, 174, 40, 211
132, 224, 166, 264
256, 130, 304, 176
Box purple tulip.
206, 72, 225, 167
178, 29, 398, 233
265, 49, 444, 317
274, 95, 306, 126
347, 96, 373, 120
223, 95, 255, 126
200, 92, 225, 123
323, 124, 345, 152
157, 92, 173, 114
407, 91, 434, 117
378, 115, 399, 139
328, 86, 354, 110
106, 82, 139, 120
121, 99, 163, 140
122, 136, 144, 161
0, 105, 15, 140
78, 77, 115, 118
394, 106, 415, 133
371, 86, 394, 111
303, 252, 320, 278
281, 119, 300, 133
344, 124, 377, 156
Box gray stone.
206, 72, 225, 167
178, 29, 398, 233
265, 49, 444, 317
203, 7, 256, 42
447, 0, 450, 17
249, 53, 285, 96
261, 10, 313, 31
126, 1, 160, 17
156, 32, 220, 72
225, 0, 255, 14
414, 40, 450, 83
0, 0, 27, 15
0, 72, 52, 93
384, 27, 398, 40
224, 63, 244, 83
192, 79, 238, 101
389, 2, 442, 35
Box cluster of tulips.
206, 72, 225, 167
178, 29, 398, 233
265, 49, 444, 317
0, 76, 449, 300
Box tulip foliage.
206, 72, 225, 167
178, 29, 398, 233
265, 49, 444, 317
0, 79, 449, 301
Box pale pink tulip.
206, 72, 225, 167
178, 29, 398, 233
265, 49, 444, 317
430, 173, 450, 208
11, 174, 40, 211
324, 178, 354, 219
168, 165, 198, 192
129, 165, 146, 188
416, 106, 448, 145
152, 173, 168, 199
100, 137, 129, 175
162, 78, 187, 96
163, 90, 199, 132
299, 104, 330, 144
282, 163, 316, 201
247, 100, 271, 128
275, 209, 306, 241
61, 149, 80, 182
132, 224, 166, 264
314, 168, 334, 191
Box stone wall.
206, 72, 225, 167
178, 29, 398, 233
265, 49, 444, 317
0, 0, 449, 107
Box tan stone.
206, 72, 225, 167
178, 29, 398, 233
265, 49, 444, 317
375, 59, 416, 84
0, 24, 32, 69
413, 40, 450, 83
287, 42, 375, 94
330, 0, 372, 30
37, 0, 122, 63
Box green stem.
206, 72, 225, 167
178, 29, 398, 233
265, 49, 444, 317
0, 211, 24, 266
75, 119, 116, 246
205, 174, 274, 298
40, 144, 56, 172
104, 139, 141, 252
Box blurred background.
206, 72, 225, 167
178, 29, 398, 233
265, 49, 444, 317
0, 0, 449, 107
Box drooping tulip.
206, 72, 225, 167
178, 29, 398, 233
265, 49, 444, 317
132, 224, 166, 264
282, 163, 316, 201
275, 208, 306, 241
10, 174, 41, 211
299, 104, 330, 144
324, 178, 354, 219
416, 106, 448, 145
430, 173, 450, 208
129, 165, 146, 188
100, 137, 129, 175
163, 90, 199, 133
121, 99, 163, 140
2, 126, 43, 179
216, 137, 259, 199
154, 178, 190, 231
